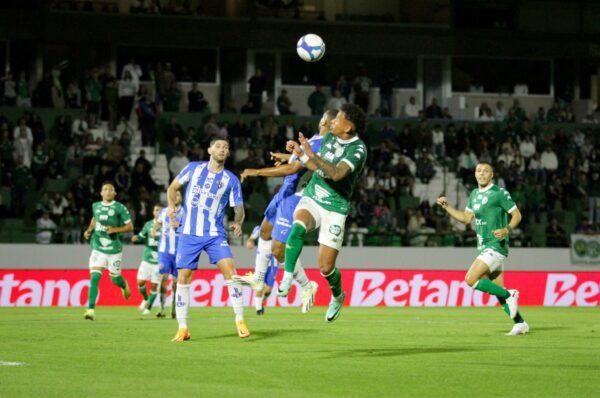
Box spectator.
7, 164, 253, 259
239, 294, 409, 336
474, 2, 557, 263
457, 146, 478, 184
50, 192, 69, 224
495, 101, 506, 121
404, 96, 420, 117
31, 144, 49, 189
441, 107, 453, 119
378, 74, 394, 117
13, 119, 34, 168
327, 89, 346, 111
240, 101, 256, 114
425, 98, 443, 119
575, 216, 596, 234
118, 70, 137, 121
415, 147, 436, 184
478, 102, 493, 121
2, 72, 16, 105
136, 93, 159, 146
168, 146, 190, 179
276, 89, 295, 115
373, 197, 392, 226
247, 68, 266, 114
85, 71, 102, 117
540, 146, 559, 180
60, 208, 81, 244
158, 62, 176, 101
163, 81, 181, 112
546, 217, 567, 247
187, 82, 207, 112
36, 211, 57, 244
16, 72, 31, 108
65, 81, 82, 108
353, 66, 372, 112
11, 156, 32, 217
121, 57, 143, 87
332, 74, 350, 100
307, 85, 327, 115
431, 124, 445, 159
114, 164, 131, 193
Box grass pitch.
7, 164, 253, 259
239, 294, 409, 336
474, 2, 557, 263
0, 307, 598, 398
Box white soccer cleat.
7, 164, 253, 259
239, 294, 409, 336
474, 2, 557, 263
301, 281, 318, 314
506, 322, 529, 336
142, 309, 151, 316
139, 300, 148, 311
506, 289, 519, 319
277, 275, 293, 297
232, 272, 264, 293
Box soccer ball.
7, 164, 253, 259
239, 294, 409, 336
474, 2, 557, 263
296, 34, 326, 62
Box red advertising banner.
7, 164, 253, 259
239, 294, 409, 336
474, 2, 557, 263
0, 269, 598, 307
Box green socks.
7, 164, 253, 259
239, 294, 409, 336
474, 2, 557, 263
110, 275, 127, 289
148, 292, 157, 309
323, 268, 343, 297
139, 285, 148, 300
88, 271, 102, 309
498, 297, 525, 323
473, 278, 510, 299
284, 222, 306, 273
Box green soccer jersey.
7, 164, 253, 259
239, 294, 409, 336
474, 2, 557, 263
136, 219, 159, 265
90, 201, 132, 254
303, 132, 367, 214
466, 184, 517, 256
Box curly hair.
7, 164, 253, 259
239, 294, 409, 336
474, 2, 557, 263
340, 103, 367, 136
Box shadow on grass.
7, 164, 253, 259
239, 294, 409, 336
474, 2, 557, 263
204, 328, 317, 341
320, 347, 481, 359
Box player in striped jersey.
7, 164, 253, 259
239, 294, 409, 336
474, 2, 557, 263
152, 190, 184, 318
168, 137, 249, 341
233, 109, 338, 315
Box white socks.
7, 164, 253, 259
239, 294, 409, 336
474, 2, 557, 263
292, 258, 311, 289
226, 280, 245, 322
255, 238, 272, 282
175, 284, 190, 329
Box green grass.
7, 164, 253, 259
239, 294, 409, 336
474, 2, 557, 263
0, 307, 598, 398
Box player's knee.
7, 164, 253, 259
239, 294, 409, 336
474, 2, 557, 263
272, 245, 285, 262
465, 275, 478, 287
263, 286, 272, 297
318, 261, 334, 275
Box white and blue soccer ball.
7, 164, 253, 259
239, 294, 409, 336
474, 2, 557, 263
296, 34, 326, 62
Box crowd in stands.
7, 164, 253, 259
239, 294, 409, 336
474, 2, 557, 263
1, 60, 599, 246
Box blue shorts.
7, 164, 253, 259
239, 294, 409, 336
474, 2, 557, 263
264, 262, 278, 288
158, 252, 178, 277
272, 195, 301, 243
176, 234, 233, 270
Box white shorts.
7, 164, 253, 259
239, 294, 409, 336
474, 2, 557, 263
295, 196, 347, 251
136, 261, 162, 284
89, 250, 123, 275
477, 248, 506, 274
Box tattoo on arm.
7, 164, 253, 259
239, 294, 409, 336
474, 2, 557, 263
310, 157, 350, 181
234, 205, 245, 224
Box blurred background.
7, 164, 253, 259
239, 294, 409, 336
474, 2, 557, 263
0, 0, 598, 249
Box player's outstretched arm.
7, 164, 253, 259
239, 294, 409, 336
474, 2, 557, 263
240, 162, 303, 182
436, 196, 473, 225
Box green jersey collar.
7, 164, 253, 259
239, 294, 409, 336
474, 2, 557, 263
478, 183, 494, 193
336, 135, 359, 144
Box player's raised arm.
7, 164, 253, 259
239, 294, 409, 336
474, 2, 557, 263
436, 196, 474, 225
296, 133, 351, 181
241, 162, 304, 182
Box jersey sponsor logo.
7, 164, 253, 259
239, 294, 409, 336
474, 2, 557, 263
99, 237, 113, 247
314, 185, 330, 201
99, 215, 108, 221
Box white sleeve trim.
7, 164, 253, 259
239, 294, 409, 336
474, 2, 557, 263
507, 205, 517, 213
465, 207, 474, 213
341, 158, 355, 171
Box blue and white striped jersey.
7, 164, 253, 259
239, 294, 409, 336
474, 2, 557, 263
157, 206, 185, 255
176, 161, 243, 237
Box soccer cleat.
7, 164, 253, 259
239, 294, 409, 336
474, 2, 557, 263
277, 275, 293, 297
301, 281, 319, 314
171, 328, 191, 342
506, 322, 530, 336
156, 310, 166, 318
506, 289, 520, 319
236, 320, 250, 339
122, 281, 131, 300
139, 300, 148, 311
84, 309, 95, 321
325, 292, 346, 322
232, 272, 264, 293
142, 309, 151, 316
256, 308, 265, 315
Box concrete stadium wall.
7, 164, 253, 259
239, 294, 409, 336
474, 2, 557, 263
0, 244, 597, 272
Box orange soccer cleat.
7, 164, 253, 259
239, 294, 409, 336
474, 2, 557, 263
171, 328, 191, 342
236, 320, 250, 339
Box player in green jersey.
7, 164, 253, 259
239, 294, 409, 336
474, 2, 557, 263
278, 103, 367, 322
132, 204, 161, 316
437, 162, 529, 335
83, 182, 134, 320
